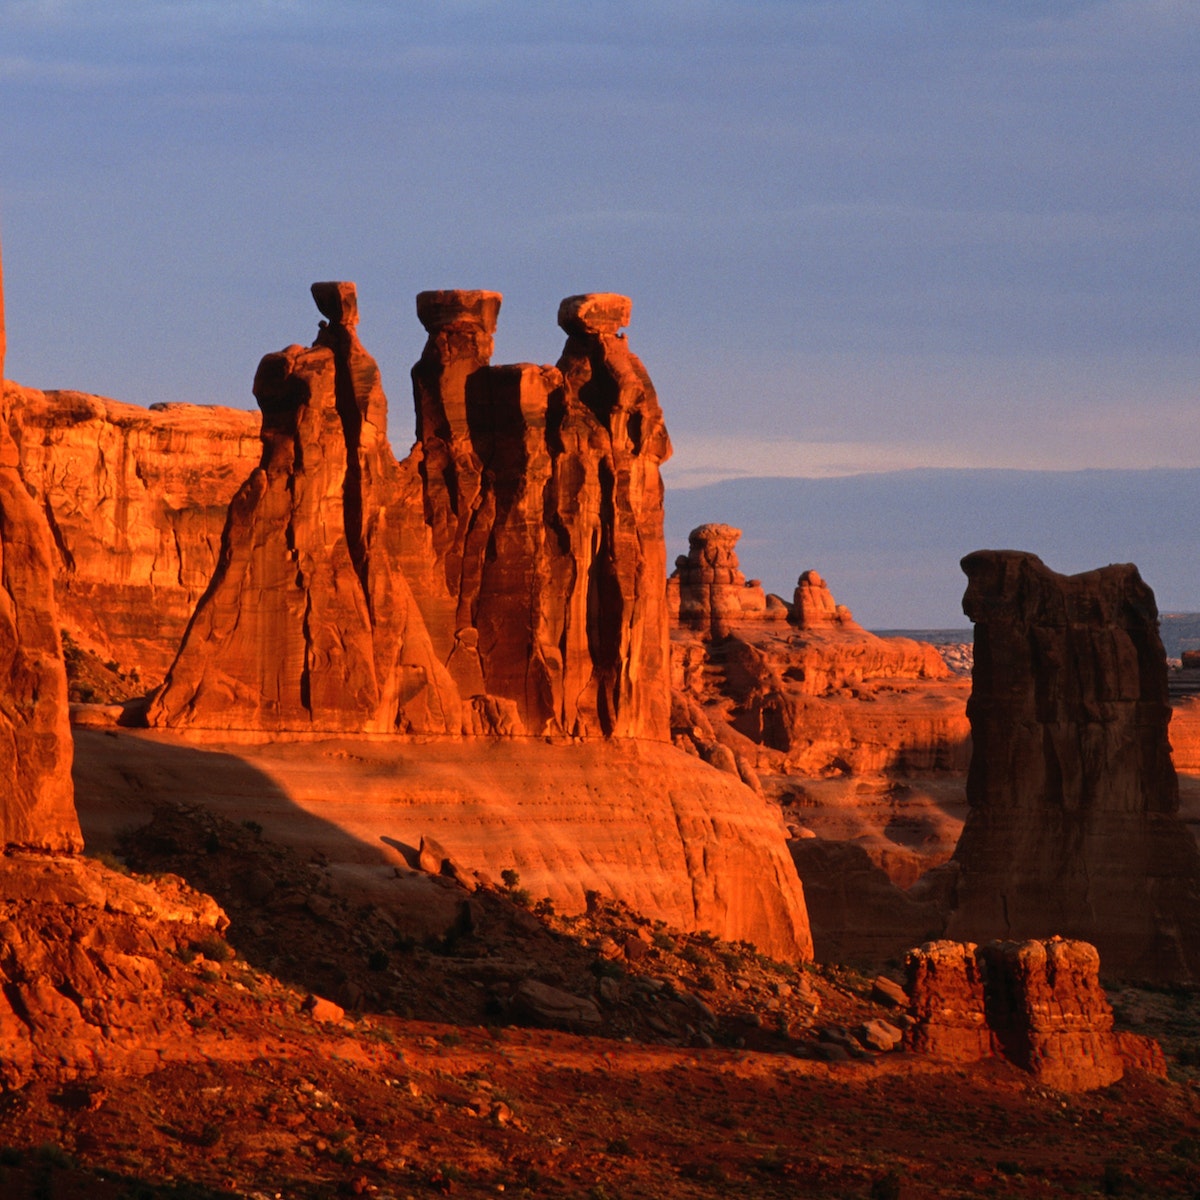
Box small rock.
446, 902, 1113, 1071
301, 994, 345, 1023
859, 1018, 904, 1052
871, 975, 909, 1008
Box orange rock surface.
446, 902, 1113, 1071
0, 243, 81, 850
905, 937, 1163, 1092
948, 550, 1200, 981
6, 384, 259, 686
148, 285, 461, 734
405, 289, 673, 739
73, 729, 813, 962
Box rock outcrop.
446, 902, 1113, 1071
669, 525, 968, 776
148, 284, 461, 734
149, 286, 673, 740
6, 386, 259, 687
947, 550, 1200, 981
905, 937, 1164, 1092
0, 855, 226, 1087
0, 242, 81, 850
405, 290, 673, 739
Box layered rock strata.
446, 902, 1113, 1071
6, 386, 259, 686
0, 242, 81, 849
947, 550, 1200, 980
148, 284, 461, 734
905, 938, 1163, 1092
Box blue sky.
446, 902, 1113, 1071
1, 0, 1197, 487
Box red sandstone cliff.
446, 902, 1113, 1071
947, 550, 1200, 981
0, 244, 81, 851
6, 385, 259, 686
404, 290, 672, 739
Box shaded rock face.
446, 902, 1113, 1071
404, 289, 673, 739
148, 285, 461, 734
948, 550, 1200, 981
0, 242, 81, 850
7, 387, 260, 687
905, 938, 1162, 1092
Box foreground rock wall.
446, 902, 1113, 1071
6, 385, 259, 685
948, 550, 1200, 981
0, 243, 81, 850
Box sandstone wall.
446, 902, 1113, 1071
0, 243, 81, 850
947, 550, 1200, 981
6, 385, 259, 685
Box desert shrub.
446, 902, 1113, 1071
367, 949, 390, 972
500, 868, 521, 889
189, 934, 234, 963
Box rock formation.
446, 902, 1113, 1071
669, 524, 968, 776
668, 522, 786, 636
905, 937, 1164, 1092
7, 386, 259, 687
0, 855, 226, 1087
0, 241, 81, 850
947, 550, 1200, 981
148, 284, 461, 734
405, 290, 673, 739
148, 286, 673, 740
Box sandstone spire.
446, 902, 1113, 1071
947, 550, 1200, 980
147, 284, 461, 733
0, 237, 82, 849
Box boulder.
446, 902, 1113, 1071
947, 550, 1200, 981
512, 978, 602, 1031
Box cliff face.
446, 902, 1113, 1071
0, 243, 81, 851
7, 385, 259, 686
947, 550, 1200, 981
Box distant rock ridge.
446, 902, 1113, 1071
0, 239, 81, 850
669, 523, 964, 776
149, 285, 673, 738
947, 550, 1200, 981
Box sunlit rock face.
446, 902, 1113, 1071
147, 285, 461, 734
947, 550, 1200, 981
403, 289, 673, 739
6, 386, 260, 687
905, 937, 1164, 1092
0, 242, 81, 850
669, 524, 965, 776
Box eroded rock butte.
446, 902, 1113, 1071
947, 550, 1200, 981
